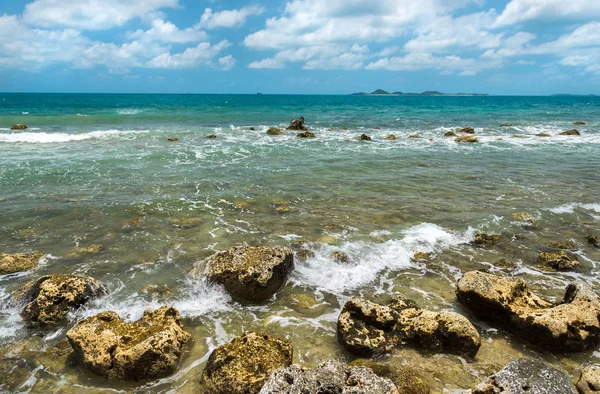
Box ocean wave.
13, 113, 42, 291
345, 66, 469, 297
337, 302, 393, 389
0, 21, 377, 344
117, 109, 144, 115
0, 129, 149, 144
548, 203, 600, 214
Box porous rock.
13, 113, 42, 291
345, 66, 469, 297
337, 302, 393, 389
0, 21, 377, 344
537, 250, 580, 271
337, 297, 480, 357
0, 252, 44, 275
330, 251, 350, 263
456, 270, 600, 351
472, 233, 502, 247
577, 364, 600, 394
455, 135, 478, 143
202, 331, 293, 394
350, 359, 429, 394
206, 246, 294, 301
12, 274, 108, 327
259, 360, 400, 394
587, 235, 600, 248
67, 306, 190, 380
267, 127, 284, 135
296, 131, 315, 138
286, 117, 307, 131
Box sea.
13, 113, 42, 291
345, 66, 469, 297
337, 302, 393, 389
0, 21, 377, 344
0, 93, 599, 393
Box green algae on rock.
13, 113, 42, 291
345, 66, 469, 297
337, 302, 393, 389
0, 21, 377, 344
67, 306, 190, 380
205, 246, 294, 301
202, 331, 293, 394
0, 252, 44, 275
12, 274, 108, 327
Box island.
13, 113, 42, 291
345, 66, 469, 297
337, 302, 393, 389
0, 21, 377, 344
352, 89, 489, 97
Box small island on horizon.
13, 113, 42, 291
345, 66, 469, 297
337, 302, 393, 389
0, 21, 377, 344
352, 89, 489, 97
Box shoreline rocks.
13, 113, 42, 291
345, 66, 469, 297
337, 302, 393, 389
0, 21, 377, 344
0, 252, 44, 275
458, 127, 475, 134
537, 250, 580, 271
260, 360, 400, 394
337, 296, 480, 357
296, 131, 315, 138
206, 246, 294, 301
561, 129, 581, 136
456, 271, 600, 351
67, 306, 190, 380
267, 127, 284, 135
286, 117, 307, 131
12, 274, 108, 327
386, 134, 397, 140
577, 364, 600, 394
10, 124, 27, 130
202, 331, 292, 394
455, 135, 478, 143
359, 133, 372, 140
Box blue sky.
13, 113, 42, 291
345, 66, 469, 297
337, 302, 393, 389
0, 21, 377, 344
0, 0, 599, 94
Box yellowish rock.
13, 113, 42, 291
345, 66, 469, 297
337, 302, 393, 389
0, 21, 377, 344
0, 252, 44, 275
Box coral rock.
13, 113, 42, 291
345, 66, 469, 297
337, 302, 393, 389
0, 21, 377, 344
0, 252, 44, 275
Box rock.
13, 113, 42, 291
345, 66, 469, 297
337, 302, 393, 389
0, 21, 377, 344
64, 244, 104, 260
469, 358, 577, 394
495, 258, 516, 269
500, 123, 513, 127
0, 252, 44, 275
10, 124, 27, 130
512, 212, 534, 223
587, 235, 600, 248
537, 250, 580, 271
343, 126, 349, 130
574, 121, 586, 125
444, 131, 457, 137
330, 251, 350, 263
359, 133, 372, 141
472, 233, 502, 247
250, 127, 256, 131
67, 306, 190, 380
202, 331, 292, 394
561, 129, 581, 136
350, 359, 429, 394
296, 131, 315, 138
458, 127, 475, 134
337, 297, 480, 357
408, 135, 422, 138
167, 137, 179, 141
547, 240, 575, 249
267, 127, 284, 135
577, 365, 600, 394
12, 274, 108, 327
286, 293, 323, 316
206, 134, 217, 139
412, 252, 429, 262
386, 134, 397, 140
456, 270, 600, 351
170, 217, 202, 229
206, 246, 294, 301
142, 284, 175, 297
536, 133, 551, 137
260, 360, 400, 394
455, 135, 478, 143
286, 117, 307, 131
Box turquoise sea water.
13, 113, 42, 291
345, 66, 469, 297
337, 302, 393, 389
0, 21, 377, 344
1, 93, 600, 392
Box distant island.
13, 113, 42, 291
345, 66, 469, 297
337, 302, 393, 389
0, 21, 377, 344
352, 89, 489, 97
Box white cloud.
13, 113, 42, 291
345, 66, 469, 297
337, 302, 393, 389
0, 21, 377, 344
218, 55, 236, 70
147, 40, 230, 68
366, 52, 492, 75
198, 6, 264, 29
127, 18, 207, 43
248, 58, 285, 69
494, 0, 600, 27
23, 0, 179, 30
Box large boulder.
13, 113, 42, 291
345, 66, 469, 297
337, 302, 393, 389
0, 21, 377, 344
10, 124, 27, 130
577, 365, 600, 394
468, 358, 577, 394
259, 360, 399, 394
537, 250, 580, 271
0, 252, 44, 275
67, 306, 190, 380
206, 246, 294, 301
337, 297, 480, 357
267, 127, 284, 135
11, 274, 108, 327
560, 129, 581, 136
286, 117, 307, 131
456, 271, 600, 351
202, 331, 293, 394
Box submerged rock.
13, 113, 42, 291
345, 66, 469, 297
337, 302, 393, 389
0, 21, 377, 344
577, 365, 600, 394
455, 135, 478, 143
386, 134, 397, 140
456, 270, 600, 351
0, 252, 44, 275
64, 244, 104, 260
206, 134, 217, 139
10, 124, 27, 130
67, 306, 190, 380
500, 123, 513, 127
330, 251, 350, 263
166, 137, 179, 141
359, 133, 372, 141
574, 121, 586, 125
286, 116, 307, 131
412, 252, 429, 262
547, 240, 575, 249
202, 331, 293, 394
537, 250, 580, 271
469, 358, 577, 394
588, 235, 600, 248
511, 212, 535, 223
296, 131, 315, 138
350, 359, 429, 394
561, 129, 581, 136
495, 258, 516, 269
337, 297, 480, 357
458, 127, 475, 134
267, 127, 284, 135
408, 135, 422, 138
260, 360, 400, 394
444, 131, 457, 137
535, 133, 551, 137
206, 246, 294, 301
142, 284, 175, 297
12, 274, 108, 327
472, 233, 502, 247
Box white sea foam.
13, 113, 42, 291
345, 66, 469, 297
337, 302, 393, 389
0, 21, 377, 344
548, 203, 600, 214
117, 109, 143, 115
0, 129, 149, 144
292, 223, 474, 293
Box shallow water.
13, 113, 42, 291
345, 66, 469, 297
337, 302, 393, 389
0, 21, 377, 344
0, 93, 599, 393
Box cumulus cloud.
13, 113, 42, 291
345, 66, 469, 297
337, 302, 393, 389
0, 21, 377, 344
127, 18, 207, 43
494, 0, 600, 27
147, 40, 230, 68
218, 55, 236, 70
199, 6, 264, 29
23, 0, 179, 30
248, 58, 285, 69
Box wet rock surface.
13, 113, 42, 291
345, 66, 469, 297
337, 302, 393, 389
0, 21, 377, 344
444, 131, 457, 136
350, 359, 429, 394
560, 129, 581, 136
537, 250, 580, 271
386, 134, 397, 140
337, 297, 480, 357
469, 358, 577, 394
10, 124, 27, 130
472, 233, 502, 247
202, 331, 293, 394
286, 117, 307, 131
259, 359, 400, 394
587, 235, 600, 248
296, 131, 316, 138
12, 274, 108, 327
0, 252, 44, 275
458, 127, 475, 134
206, 246, 294, 301
577, 365, 600, 394
67, 306, 190, 380
359, 133, 372, 140
455, 135, 478, 143
267, 127, 284, 135
457, 271, 600, 351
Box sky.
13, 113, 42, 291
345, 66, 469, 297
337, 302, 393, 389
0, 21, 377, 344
0, 0, 599, 95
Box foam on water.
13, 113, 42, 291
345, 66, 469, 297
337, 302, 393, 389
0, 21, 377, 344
292, 223, 474, 294
548, 203, 600, 214
0, 129, 149, 143
117, 109, 144, 115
